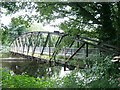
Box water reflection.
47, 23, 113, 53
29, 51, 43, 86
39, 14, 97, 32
2, 60, 71, 78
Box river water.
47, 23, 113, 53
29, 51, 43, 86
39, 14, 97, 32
1, 52, 71, 78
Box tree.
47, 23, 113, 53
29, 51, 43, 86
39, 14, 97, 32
0, 2, 37, 45
35, 2, 120, 47
1, 2, 120, 47
0, 17, 29, 45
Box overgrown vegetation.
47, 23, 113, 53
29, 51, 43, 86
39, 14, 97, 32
1, 55, 119, 88
0, 2, 120, 89
2, 69, 55, 88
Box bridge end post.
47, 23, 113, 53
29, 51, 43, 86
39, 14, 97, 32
64, 62, 67, 71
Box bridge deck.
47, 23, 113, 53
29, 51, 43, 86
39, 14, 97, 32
8, 31, 120, 70
10, 51, 85, 70
1, 57, 30, 63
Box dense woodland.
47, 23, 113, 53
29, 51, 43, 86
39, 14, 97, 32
0, 2, 120, 88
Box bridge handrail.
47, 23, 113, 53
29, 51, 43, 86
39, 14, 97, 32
73, 38, 120, 54
9, 31, 120, 55
74, 35, 120, 52
9, 31, 66, 47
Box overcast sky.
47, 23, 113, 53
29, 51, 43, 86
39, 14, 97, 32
0, 7, 64, 32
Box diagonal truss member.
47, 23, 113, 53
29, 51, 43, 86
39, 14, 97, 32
67, 43, 85, 61
50, 35, 65, 61
40, 33, 50, 55
32, 32, 41, 56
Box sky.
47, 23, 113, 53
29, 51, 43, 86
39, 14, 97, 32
0, 8, 64, 33
1, 7, 97, 33
28, 22, 64, 32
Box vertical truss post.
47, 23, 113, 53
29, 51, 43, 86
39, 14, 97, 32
25, 36, 29, 55
27, 33, 33, 55
15, 38, 19, 52
64, 62, 67, 71
97, 42, 102, 56
71, 48, 73, 55
19, 37, 23, 53
54, 36, 61, 47
18, 37, 21, 47
49, 35, 65, 61
37, 34, 42, 57
38, 34, 43, 58
15, 39, 19, 53
20, 36, 24, 53
31, 34, 35, 53
15, 39, 18, 52
64, 47, 66, 60
30, 33, 37, 56
65, 40, 74, 55
77, 35, 80, 48
49, 33, 51, 57
13, 41, 16, 52
32, 33, 40, 57
10, 43, 13, 51
41, 33, 50, 55
18, 38, 21, 52
17, 38, 20, 52
23, 36, 27, 54
86, 43, 88, 57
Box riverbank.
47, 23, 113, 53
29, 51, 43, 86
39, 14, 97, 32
1, 54, 120, 88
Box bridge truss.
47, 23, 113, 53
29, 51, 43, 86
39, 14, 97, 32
9, 31, 120, 70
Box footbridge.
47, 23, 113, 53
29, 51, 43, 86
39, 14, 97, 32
9, 31, 120, 70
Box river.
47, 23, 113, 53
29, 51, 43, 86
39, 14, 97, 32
1, 52, 71, 78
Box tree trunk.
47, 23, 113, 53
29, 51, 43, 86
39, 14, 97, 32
116, 2, 120, 47
99, 3, 116, 45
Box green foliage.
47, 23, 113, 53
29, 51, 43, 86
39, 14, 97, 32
1, 16, 29, 45
35, 2, 120, 47
56, 70, 85, 88
2, 69, 55, 88
57, 55, 120, 88
1, 2, 33, 15
11, 17, 30, 28
1, 2, 120, 47
81, 55, 120, 88
1, 28, 9, 45
87, 77, 119, 88
1, 55, 119, 88
1, 2, 19, 14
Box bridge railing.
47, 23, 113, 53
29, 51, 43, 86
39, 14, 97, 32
10, 31, 120, 62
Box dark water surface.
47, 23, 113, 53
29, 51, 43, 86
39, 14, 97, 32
1, 53, 71, 78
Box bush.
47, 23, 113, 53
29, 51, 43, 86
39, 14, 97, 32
2, 69, 55, 88
1, 55, 119, 88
